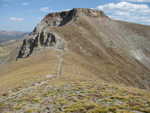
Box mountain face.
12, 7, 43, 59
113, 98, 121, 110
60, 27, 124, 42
0, 31, 27, 43
17, 8, 105, 58
0, 8, 150, 113
0, 30, 26, 64
16, 8, 150, 89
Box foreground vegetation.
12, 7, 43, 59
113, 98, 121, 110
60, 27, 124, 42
0, 76, 150, 113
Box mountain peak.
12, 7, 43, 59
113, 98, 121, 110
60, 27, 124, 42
17, 8, 107, 58
44, 8, 106, 19
41, 8, 107, 27
71, 8, 106, 17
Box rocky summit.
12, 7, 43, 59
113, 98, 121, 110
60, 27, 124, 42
0, 8, 150, 113
17, 8, 106, 58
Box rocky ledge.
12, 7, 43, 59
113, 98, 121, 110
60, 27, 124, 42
17, 32, 64, 58
41, 8, 106, 27
17, 8, 106, 58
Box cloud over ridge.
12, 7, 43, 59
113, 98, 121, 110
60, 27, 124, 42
97, 1, 150, 25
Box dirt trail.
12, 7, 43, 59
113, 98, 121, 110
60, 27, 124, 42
57, 50, 65, 76
0, 50, 65, 103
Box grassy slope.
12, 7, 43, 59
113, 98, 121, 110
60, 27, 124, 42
0, 74, 150, 113
51, 16, 150, 89
1, 15, 150, 91
0, 15, 150, 112
0, 47, 150, 112
0, 40, 22, 63
0, 46, 9, 59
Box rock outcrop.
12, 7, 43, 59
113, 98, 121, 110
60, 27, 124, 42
17, 8, 106, 58
42, 8, 106, 27
17, 32, 64, 58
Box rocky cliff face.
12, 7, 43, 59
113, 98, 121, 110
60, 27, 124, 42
17, 32, 64, 58
17, 8, 107, 58
41, 8, 106, 27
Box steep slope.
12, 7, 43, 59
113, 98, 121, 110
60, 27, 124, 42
15, 8, 150, 89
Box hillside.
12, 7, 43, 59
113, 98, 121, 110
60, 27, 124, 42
0, 30, 27, 64
0, 31, 27, 43
1, 75, 150, 113
0, 40, 22, 64
0, 8, 150, 113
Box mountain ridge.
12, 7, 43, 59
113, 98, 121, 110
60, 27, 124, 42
0, 8, 150, 92
17, 8, 109, 58
0, 8, 150, 113
14, 8, 150, 89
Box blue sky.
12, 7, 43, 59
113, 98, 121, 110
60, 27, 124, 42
0, 0, 150, 32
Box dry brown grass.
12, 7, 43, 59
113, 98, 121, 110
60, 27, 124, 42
0, 12, 150, 95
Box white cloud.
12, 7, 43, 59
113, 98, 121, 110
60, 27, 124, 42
96, 2, 150, 25
50, 9, 71, 13
22, 2, 29, 6
9, 17, 24, 22
40, 7, 50, 12
97, 2, 149, 10
124, 0, 150, 2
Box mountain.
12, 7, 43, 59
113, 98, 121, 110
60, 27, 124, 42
0, 8, 150, 113
17, 8, 150, 88
0, 31, 28, 64
0, 30, 28, 43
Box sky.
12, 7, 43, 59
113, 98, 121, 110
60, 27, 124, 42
0, 0, 150, 32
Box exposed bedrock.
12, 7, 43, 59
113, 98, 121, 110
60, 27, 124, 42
17, 32, 65, 58
17, 8, 107, 59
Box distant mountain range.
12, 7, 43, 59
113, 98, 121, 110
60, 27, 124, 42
0, 30, 28, 43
